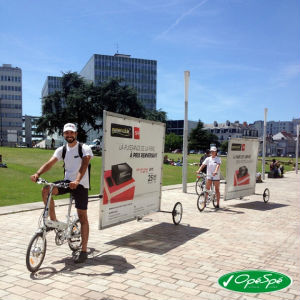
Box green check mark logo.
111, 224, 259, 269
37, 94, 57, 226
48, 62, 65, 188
219, 270, 292, 293
223, 275, 234, 287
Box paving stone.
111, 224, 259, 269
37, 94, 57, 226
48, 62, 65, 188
0, 174, 299, 300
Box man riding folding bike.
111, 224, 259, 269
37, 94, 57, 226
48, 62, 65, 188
30, 123, 93, 263
196, 146, 221, 208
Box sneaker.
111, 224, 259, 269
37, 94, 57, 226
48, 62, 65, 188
215, 204, 220, 209
74, 251, 88, 264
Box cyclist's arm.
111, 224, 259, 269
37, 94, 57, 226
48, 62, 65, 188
30, 157, 58, 182
69, 155, 91, 189
213, 163, 221, 176
196, 163, 205, 173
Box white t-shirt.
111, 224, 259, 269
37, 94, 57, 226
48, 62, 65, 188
202, 156, 222, 180
53, 142, 93, 189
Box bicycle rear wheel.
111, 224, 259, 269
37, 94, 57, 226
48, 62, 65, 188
212, 194, 218, 208
68, 219, 82, 252
26, 232, 47, 273
197, 192, 206, 212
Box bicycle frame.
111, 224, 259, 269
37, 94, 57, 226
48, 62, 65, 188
39, 179, 77, 240
26, 178, 82, 273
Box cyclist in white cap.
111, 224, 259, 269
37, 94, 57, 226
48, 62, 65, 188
196, 146, 221, 208
30, 123, 93, 263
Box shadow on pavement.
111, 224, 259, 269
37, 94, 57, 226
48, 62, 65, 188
203, 207, 245, 214
30, 250, 135, 279
107, 222, 209, 255
229, 201, 289, 211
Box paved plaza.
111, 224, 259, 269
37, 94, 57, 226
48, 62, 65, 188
0, 172, 299, 300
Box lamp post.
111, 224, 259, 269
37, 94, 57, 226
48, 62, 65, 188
0, 96, 2, 146
182, 71, 190, 193
262, 108, 268, 180
296, 124, 299, 174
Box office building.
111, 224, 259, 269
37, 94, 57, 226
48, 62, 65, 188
80, 53, 157, 110
0, 64, 22, 146
204, 120, 258, 141
22, 115, 44, 147
252, 119, 300, 137
166, 120, 198, 137
41, 76, 62, 107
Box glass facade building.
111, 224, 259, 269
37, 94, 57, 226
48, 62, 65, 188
41, 76, 62, 108
80, 53, 157, 110
0, 64, 22, 146
166, 120, 198, 137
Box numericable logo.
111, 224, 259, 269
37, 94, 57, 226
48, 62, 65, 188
218, 270, 292, 293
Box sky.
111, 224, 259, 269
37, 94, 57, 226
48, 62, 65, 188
1, 0, 299, 124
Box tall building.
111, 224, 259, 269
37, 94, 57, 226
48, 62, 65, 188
80, 53, 157, 110
252, 119, 300, 137
22, 115, 44, 147
166, 120, 198, 136
0, 64, 22, 146
41, 76, 62, 106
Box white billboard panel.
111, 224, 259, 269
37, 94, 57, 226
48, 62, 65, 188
99, 111, 165, 229
224, 138, 259, 200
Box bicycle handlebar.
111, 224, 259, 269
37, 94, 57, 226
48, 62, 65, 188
36, 178, 70, 188
197, 172, 205, 178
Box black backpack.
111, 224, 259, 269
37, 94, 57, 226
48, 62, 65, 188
62, 143, 91, 190
199, 154, 208, 173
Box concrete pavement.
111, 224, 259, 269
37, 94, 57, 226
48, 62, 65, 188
0, 172, 299, 300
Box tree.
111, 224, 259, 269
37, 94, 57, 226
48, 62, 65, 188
188, 120, 219, 151
37, 73, 147, 142
145, 109, 167, 123
98, 78, 146, 119
220, 140, 229, 152
165, 133, 183, 152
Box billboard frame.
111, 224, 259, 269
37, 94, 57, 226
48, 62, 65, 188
98, 111, 182, 230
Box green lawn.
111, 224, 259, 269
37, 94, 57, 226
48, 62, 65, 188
0, 147, 296, 206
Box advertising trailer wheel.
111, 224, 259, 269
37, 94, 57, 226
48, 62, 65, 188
263, 188, 270, 203
172, 202, 183, 225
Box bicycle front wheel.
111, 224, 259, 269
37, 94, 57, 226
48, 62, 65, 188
26, 232, 47, 273
197, 192, 206, 212
195, 178, 205, 195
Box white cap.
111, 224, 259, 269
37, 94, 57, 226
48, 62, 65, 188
63, 123, 77, 132
210, 146, 217, 152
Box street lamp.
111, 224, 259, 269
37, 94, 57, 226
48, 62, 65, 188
0, 96, 2, 146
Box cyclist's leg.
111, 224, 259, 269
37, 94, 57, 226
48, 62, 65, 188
77, 209, 89, 252
73, 185, 89, 253
42, 186, 59, 221
214, 180, 221, 206
42, 180, 70, 221
206, 179, 212, 199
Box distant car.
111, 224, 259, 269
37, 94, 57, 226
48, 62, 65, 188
218, 151, 227, 156
88, 139, 102, 151
189, 150, 196, 154
172, 149, 182, 154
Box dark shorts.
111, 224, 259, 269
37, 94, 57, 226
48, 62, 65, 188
55, 180, 88, 210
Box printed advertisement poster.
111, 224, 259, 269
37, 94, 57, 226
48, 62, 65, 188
224, 138, 259, 200
99, 111, 165, 229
